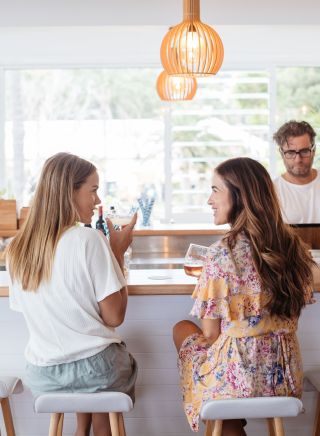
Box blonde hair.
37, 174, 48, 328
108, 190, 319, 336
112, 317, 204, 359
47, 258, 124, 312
215, 157, 314, 319
7, 152, 96, 291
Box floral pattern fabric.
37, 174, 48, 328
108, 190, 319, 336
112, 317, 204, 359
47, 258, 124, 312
178, 233, 313, 431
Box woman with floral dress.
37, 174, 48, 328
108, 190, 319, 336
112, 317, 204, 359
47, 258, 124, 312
173, 157, 314, 435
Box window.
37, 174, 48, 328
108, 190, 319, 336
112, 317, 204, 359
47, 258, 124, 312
2, 66, 318, 223
169, 71, 270, 222
4, 68, 165, 219
276, 66, 320, 173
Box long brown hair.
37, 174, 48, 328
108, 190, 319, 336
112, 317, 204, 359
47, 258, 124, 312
7, 152, 96, 291
215, 157, 313, 318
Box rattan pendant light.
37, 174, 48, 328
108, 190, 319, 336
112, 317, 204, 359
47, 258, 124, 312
156, 70, 197, 101
160, 0, 224, 76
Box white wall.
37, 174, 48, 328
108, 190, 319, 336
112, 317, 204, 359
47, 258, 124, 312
0, 26, 320, 68
0, 294, 319, 436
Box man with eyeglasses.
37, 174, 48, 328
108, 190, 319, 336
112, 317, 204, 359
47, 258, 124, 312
273, 120, 319, 223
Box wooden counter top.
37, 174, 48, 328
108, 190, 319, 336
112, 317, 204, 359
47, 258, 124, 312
0, 269, 197, 297
1, 265, 319, 297
126, 269, 196, 294
132, 223, 229, 236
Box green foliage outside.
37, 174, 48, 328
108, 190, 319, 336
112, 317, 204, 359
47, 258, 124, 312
276, 67, 320, 172
5, 67, 320, 217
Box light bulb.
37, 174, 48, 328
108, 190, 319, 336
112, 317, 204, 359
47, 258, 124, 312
179, 29, 205, 71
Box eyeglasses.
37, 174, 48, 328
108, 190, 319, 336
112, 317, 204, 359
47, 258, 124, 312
280, 144, 316, 160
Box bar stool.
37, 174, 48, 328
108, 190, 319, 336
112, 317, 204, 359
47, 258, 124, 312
305, 369, 320, 436
200, 396, 303, 436
34, 391, 133, 436
0, 376, 23, 436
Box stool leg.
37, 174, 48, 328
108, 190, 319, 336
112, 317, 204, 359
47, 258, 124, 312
49, 413, 64, 436
109, 412, 120, 436
267, 418, 276, 436
118, 413, 126, 436
273, 417, 285, 436
1, 397, 16, 436
204, 420, 213, 436
212, 419, 223, 436
314, 392, 320, 436
57, 413, 64, 436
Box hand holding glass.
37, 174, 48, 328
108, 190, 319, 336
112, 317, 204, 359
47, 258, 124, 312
184, 244, 208, 278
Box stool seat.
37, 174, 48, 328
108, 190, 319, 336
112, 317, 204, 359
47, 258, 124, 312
0, 376, 23, 436
201, 396, 303, 420
200, 396, 303, 436
34, 391, 133, 414
0, 376, 23, 399
34, 391, 133, 436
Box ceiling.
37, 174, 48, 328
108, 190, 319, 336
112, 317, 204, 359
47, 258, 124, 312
0, 0, 319, 27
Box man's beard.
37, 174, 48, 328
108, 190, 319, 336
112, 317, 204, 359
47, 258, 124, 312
287, 164, 312, 178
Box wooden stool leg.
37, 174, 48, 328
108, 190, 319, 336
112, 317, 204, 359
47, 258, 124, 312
57, 413, 64, 436
267, 417, 276, 436
1, 397, 16, 436
204, 420, 212, 436
49, 413, 64, 436
314, 392, 320, 436
212, 419, 223, 436
118, 413, 126, 436
273, 417, 285, 436
109, 412, 120, 436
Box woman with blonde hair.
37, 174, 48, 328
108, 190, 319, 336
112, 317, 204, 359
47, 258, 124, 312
7, 152, 137, 436
173, 157, 314, 435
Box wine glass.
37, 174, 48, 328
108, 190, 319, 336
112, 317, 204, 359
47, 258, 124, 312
183, 244, 208, 278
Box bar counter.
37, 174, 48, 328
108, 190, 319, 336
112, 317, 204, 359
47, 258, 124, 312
0, 268, 319, 435
1, 265, 319, 297
0, 269, 197, 297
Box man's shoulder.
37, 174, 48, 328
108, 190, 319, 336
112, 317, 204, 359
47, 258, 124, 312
273, 174, 285, 187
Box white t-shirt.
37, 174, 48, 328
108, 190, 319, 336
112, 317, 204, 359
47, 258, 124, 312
8, 226, 126, 366
273, 170, 320, 224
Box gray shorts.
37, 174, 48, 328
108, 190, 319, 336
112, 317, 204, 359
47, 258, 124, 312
25, 342, 138, 402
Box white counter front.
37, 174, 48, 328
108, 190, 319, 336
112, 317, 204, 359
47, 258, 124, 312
0, 271, 319, 435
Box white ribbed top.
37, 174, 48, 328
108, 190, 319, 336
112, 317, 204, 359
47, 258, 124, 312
8, 226, 126, 366
274, 170, 320, 223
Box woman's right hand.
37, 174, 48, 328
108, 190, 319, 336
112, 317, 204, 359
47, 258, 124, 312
106, 213, 137, 263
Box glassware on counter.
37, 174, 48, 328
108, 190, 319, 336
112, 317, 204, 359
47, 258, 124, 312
183, 243, 208, 278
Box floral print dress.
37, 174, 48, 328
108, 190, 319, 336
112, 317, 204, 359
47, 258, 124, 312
178, 233, 313, 431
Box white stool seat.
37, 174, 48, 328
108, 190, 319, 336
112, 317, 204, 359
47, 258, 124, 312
201, 396, 303, 420
0, 376, 23, 436
0, 376, 23, 399
34, 392, 133, 436
34, 391, 133, 414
